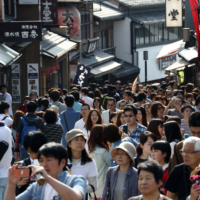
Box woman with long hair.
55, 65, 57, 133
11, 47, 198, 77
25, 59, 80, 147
66, 129, 98, 198
94, 89, 102, 99
136, 107, 147, 127
115, 110, 126, 127
151, 101, 169, 122
93, 97, 104, 113
147, 119, 164, 140
164, 121, 182, 156
83, 109, 103, 150
10, 110, 25, 141
109, 112, 117, 124
143, 103, 152, 123
88, 125, 110, 200
134, 131, 156, 169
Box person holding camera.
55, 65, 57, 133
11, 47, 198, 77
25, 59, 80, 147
5, 143, 87, 200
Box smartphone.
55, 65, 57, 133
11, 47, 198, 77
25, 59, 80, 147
14, 167, 30, 178
123, 126, 128, 134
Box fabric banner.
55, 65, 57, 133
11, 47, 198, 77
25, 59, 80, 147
73, 64, 90, 87
132, 76, 138, 93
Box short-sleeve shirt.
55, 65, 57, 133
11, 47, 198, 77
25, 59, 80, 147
181, 119, 191, 135
164, 163, 192, 200
167, 109, 183, 119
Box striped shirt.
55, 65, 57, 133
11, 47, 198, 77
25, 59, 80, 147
44, 123, 64, 143
181, 119, 191, 135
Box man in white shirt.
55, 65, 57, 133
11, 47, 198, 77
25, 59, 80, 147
0, 121, 12, 200
74, 103, 90, 130
102, 97, 120, 124
0, 101, 13, 127
1, 84, 13, 116
80, 87, 93, 107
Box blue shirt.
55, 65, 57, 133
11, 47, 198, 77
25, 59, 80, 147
73, 101, 82, 112
109, 137, 138, 167
60, 108, 80, 147
119, 123, 146, 143
17, 171, 87, 200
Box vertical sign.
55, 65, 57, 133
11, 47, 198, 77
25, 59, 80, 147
73, 64, 90, 87
27, 63, 39, 96
41, 0, 58, 24
166, 0, 182, 27
11, 64, 21, 103
0, 0, 5, 21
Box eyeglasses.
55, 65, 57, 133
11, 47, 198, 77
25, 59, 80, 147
124, 114, 134, 118
179, 149, 200, 155
115, 153, 128, 156
157, 107, 164, 110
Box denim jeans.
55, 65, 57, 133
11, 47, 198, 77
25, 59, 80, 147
0, 177, 8, 200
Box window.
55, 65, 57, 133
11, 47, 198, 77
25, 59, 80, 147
134, 22, 183, 47
81, 13, 90, 40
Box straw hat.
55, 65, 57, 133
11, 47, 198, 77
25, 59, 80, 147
50, 105, 59, 117
111, 142, 136, 165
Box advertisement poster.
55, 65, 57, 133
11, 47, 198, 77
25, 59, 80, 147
11, 64, 21, 103
27, 63, 39, 96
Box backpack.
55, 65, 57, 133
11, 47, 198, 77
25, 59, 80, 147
102, 95, 110, 110
20, 117, 37, 156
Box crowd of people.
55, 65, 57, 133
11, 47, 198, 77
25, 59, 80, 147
0, 80, 200, 200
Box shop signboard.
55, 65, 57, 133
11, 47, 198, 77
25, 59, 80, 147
159, 55, 176, 70
0, 21, 42, 42
27, 63, 39, 96
41, 0, 58, 24
166, 0, 182, 27
11, 64, 21, 103
19, 0, 38, 5
73, 64, 90, 87
86, 38, 99, 55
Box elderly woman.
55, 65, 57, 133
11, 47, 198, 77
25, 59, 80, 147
102, 142, 140, 200
165, 137, 200, 200
129, 160, 171, 200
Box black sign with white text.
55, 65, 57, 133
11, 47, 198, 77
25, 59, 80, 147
0, 21, 42, 42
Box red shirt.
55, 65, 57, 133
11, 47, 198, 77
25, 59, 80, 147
18, 104, 27, 114
160, 164, 169, 196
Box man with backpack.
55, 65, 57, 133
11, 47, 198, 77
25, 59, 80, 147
14, 101, 44, 161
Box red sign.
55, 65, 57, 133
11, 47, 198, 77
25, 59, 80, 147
58, 5, 80, 38
45, 63, 60, 76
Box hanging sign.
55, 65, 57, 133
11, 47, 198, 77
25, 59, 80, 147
159, 55, 176, 70
19, 0, 39, 5
27, 63, 39, 96
73, 64, 91, 87
11, 64, 21, 103
166, 0, 182, 27
41, 0, 58, 24
86, 38, 99, 55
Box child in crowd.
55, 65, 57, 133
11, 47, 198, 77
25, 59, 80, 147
151, 140, 171, 195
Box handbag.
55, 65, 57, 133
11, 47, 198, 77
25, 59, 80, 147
86, 184, 97, 200
0, 140, 9, 161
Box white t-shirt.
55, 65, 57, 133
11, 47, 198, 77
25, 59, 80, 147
74, 118, 85, 130
81, 96, 93, 107
44, 183, 58, 200
71, 159, 98, 180
0, 114, 13, 127
82, 127, 90, 152
0, 124, 12, 178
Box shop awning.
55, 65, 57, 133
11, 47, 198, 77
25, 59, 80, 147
178, 47, 198, 62
115, 0, 165, 8
111, 61, 139, 78
0, 43, 21, 67
131, 10, 165, 25
93, 3, 124, 21
156, 40, 185, 62
90, 60, 121, 77
41, 30, 77, 59
164, 59, 189, 71
82, 50, 114, 67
